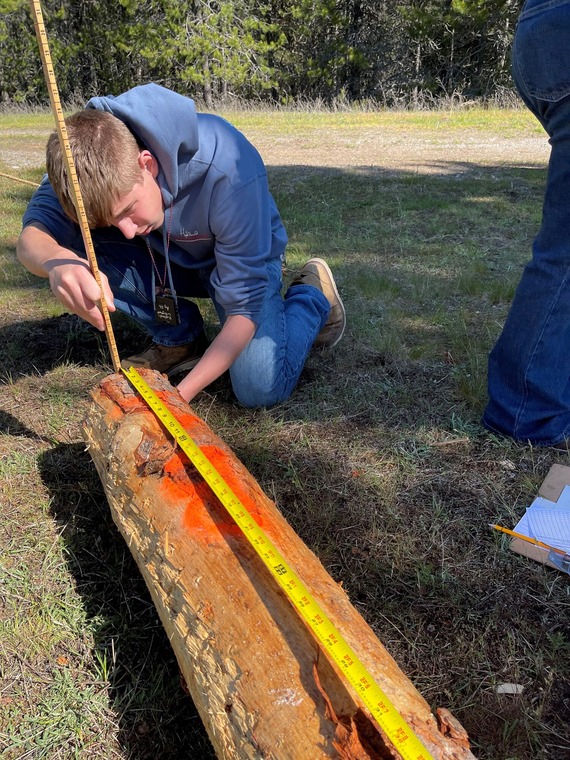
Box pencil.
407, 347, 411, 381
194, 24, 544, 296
489, 523, 567, 556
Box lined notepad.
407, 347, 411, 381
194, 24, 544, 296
514, 487, 570, 553
509, 465, 570, 572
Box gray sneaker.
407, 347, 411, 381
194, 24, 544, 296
121, 332, 209, 376
290, 258, 346, 347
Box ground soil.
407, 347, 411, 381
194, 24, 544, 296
247, 129, 550, 173
0, 125, 551, 175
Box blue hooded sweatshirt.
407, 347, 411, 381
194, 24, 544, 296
22, 83, 288, 323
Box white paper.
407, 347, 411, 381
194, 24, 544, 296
513, 488, 570, 554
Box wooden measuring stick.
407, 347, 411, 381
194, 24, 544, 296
0, 171, 39, 188
28, 0, 121, 372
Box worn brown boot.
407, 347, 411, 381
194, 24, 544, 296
121, 332, 209, 376
290, 258, 346, 347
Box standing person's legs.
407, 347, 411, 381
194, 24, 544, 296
483, 0, 570, 445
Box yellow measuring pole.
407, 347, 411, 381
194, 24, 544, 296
0, 171, 38, 188
123, 366, 435, 760
28, 0, 121, 372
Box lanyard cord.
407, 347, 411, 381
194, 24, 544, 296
145, 202, 173, 290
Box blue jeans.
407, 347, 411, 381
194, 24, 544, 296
483, 0, 570, 445
94, 236, 330, 408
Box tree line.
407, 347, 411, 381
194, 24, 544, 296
1, 0, 524, 108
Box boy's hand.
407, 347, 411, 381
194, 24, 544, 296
47, 259, 115, 331
176, 315, 256, 402
17, 223, 115, 331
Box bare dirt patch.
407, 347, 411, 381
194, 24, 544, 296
247, 128, 550, 173
0, 124, 551, 175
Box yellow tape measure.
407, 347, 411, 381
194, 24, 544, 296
123, 367, 434, 760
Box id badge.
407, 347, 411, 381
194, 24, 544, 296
154, 288, 180, 325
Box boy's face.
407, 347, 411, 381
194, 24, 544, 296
111, 151, 164, 238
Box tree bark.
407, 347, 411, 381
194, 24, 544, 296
83, 369, 476, 760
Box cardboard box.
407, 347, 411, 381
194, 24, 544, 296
510, 463, 570, 570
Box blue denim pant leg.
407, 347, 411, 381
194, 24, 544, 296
94, 234, 207, 346
483, 0, 570, 445
227, 258, 330, 408
96, 237, 329, 408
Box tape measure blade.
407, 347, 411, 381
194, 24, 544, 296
121, 368, 434, 760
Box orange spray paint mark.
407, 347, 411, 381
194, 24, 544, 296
199, 445, 268, 526
102, 374, 273, 544
153, 450, 245, 541
178, 444, 273, 540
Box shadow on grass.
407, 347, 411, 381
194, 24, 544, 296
38, 442, 216, 760
0, 312, 149, 378
0, 408, 54, 441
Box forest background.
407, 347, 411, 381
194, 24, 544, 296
1, 0, 524, 108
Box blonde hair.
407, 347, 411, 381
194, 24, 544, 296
46, 110, 143, 228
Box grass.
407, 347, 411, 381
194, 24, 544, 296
223, 107, 544, 136
1, 108, 569, 759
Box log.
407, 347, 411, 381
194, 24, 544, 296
83, 369, 476, 760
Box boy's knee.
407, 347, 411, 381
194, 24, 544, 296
232, 377, 292, 409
